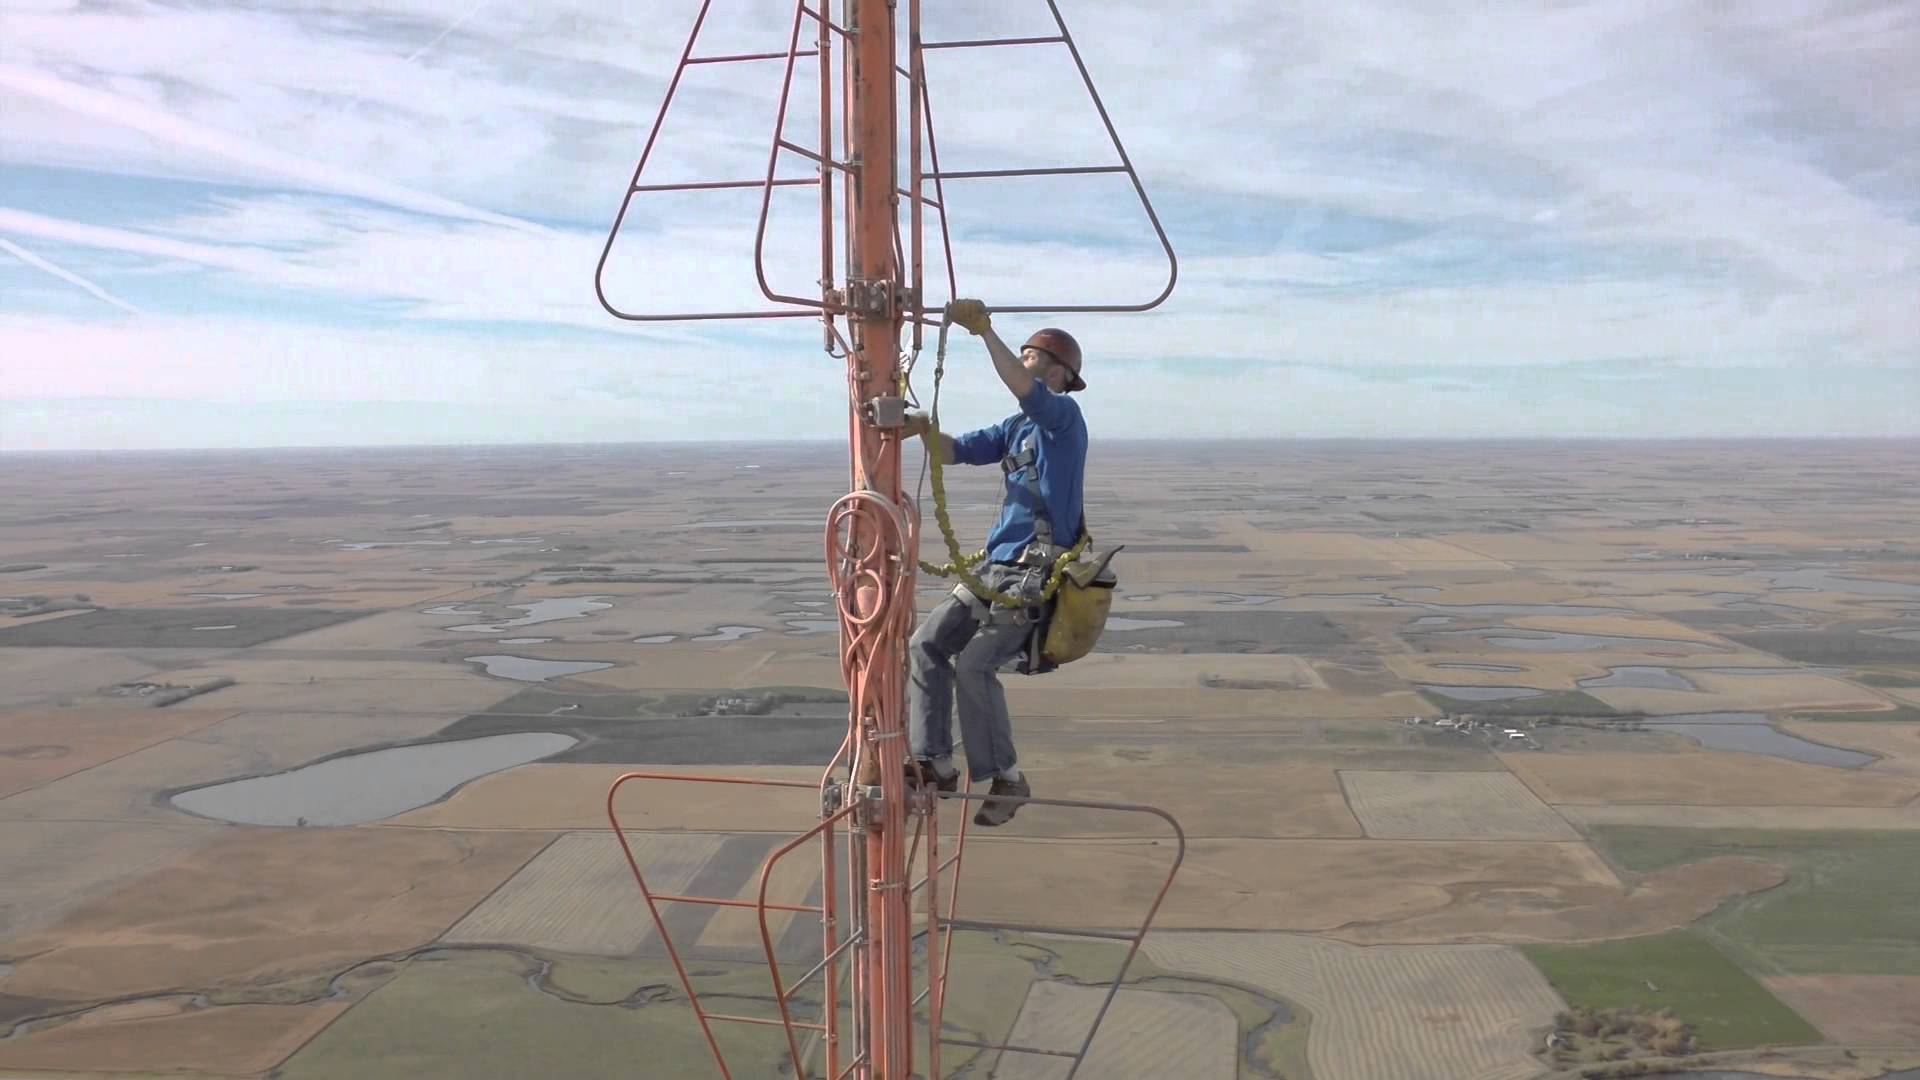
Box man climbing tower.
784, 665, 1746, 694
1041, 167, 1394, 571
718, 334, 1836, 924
901, 298, 1089, 826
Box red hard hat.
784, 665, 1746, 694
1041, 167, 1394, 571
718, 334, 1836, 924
1022, 328, 1085, 392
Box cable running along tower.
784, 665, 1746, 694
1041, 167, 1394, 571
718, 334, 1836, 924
594, 2, 1178, 1076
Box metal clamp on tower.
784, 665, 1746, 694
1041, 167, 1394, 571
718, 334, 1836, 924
594, 2, 1182, 1077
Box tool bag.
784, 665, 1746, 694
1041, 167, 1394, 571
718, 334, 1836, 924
1040, 545, 1122, 665
1001, 431, 1121, 675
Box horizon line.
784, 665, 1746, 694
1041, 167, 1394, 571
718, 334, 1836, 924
7, 433, 1920, 455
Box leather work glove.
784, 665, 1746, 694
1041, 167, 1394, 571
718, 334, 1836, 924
902, 411, 932, 438
945, 298, 992, 336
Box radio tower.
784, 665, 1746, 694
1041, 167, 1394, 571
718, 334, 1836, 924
595, 2, 1180, 1076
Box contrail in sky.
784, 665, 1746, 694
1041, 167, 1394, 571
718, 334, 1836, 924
0, 235, 142, 314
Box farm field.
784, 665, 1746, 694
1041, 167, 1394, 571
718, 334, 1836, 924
5, 439, 1920, 1078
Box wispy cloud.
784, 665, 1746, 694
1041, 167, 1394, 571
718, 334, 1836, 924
0, 64, 547, 231
1, 0, 1916, 448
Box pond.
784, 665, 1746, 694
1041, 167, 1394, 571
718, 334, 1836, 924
171, 732, 577, 826
1642, 714, 1875, 768
691, 625, 764, 642
1579, 666, 1701, 691
1106, 617, 1188, 631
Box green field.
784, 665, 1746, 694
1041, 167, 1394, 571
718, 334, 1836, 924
1590, 827, 1920, 976
277, 950, 794, 1080
1522, 932, 1821, 1050
1417, 687, 1618, 717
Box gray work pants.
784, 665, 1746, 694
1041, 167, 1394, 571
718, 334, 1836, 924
907, 562, 1043, 782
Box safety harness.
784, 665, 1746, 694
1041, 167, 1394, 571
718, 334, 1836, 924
912, 317, 1121, 673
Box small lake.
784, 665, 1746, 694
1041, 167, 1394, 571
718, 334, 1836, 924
1106, 617, 1187, 631
692, 625, 764, 642
1579, 666, 1701, 691
1418, 685, 1544, 701
1642, 714, 1874, 768
171, 732, 577, 826
464, 655, 615, 682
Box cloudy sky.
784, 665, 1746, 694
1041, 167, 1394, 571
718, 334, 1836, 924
2, 0, 1916, 450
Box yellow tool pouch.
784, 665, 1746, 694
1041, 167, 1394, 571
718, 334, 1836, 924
1040, 546, 1122, 667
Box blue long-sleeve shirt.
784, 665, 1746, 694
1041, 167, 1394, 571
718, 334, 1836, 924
949, 382, 1087, 564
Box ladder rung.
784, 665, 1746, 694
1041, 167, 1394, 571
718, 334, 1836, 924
702, 1011, 828, 1033
783, 929, 865, 1000
921, 35, 1067, 50
799, 4, 852, 39
908, 849, 963, 895
687, 49, 819, 64
650, 891, 822, 913
942, 918, 1135, 941
779, 139, 855, 173
940, 1036, 1078, 1060
927, 165, 1127, 181
631, 178, 820, 193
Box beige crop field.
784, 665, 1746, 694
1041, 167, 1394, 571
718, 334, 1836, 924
0, 996, 354, 1075
1781, 721, 1920, 774
1143, 932, 1563, 1080
1501, 751, 1920, 806
0, 821, 220, 941
390, 763, 825, 831
0, 647, 167, 708
1, 828, 548, 1002
1341, 770, 1579, 840
0, 707, 233, 797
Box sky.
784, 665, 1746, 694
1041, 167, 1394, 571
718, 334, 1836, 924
1, 0, 1917, 451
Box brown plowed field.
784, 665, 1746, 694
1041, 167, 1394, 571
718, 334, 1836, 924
444, 831, 722, 956
1, 827, 549, 1002
1764, 976, 1920, 1045
1341, 770, 1578, 840
996, 982, 1239, 1079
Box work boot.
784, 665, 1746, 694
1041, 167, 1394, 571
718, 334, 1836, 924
905, 759, 959, 794
972, 773, 1031, 827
